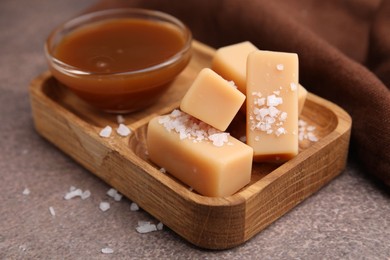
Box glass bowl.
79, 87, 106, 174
45, 8, 192, 113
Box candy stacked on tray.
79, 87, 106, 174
146, 42, 308, 197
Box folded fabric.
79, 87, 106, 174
89, 0, 390, 186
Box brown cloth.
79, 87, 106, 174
89, 0, 390, 186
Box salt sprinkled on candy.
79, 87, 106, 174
208, 133, 229, 147
275, 127, 287, 136
116, 124, 131, 137
99, 201, 110, 212
267, 95, 283, 106
101, 247, 114, 254
279, 112, 288, 121
159, 167, 166, 173
99, 126, 112, 138
227, 80, 238, 89
276, 64, 284, 71
158, 110, 231, 147
290, 82, 297, 91
249, 90, 291, 137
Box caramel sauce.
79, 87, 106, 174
50, 18, 191, 112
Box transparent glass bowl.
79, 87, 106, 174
45, 8, 192, 113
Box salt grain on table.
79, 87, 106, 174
22, 188, 30, 195
157, 222, 164, 230
49, 206, 55, 217
64, 188, 83, 200
99, 201, 110, 212
136, 221, 157, 233
81, 190, 91, 200
107, 188, 117, 198
106, 188, 122, 201
130, 202, 139, 211
101, 247, 114, 254
114, 193, 122, 201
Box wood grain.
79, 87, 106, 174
29, 40, 352, 249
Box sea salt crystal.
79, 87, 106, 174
22, 188, 30, 195
130, 202, 139, 211
268, 106, 280, 117
279, 112, 288, 121
106, 188, 122, 201
290, 82, 297, 91
227, 80, 237, 88
307, 132, 319, 142
275, 127, 286, 136
208, 133, 229, 147
107, 188, 118, 198
254, 97, 265, 106
298, 119, 318, 142
49, 206, 55, 217
276, 64, 284, 71
157, 222, 164, 230
99, 202, 110, 212
267, 95, 283, 106
159, 110, 231, 147
116, 115, 125, 124
116, 124, 131, 137
99, 126, 112, 138
136, 221, 157, 234
64, 188, 83, 200
114, 193, 122, 202
101, 247, 114, 254
159, 168, 166, 173
81, 190, 91, 200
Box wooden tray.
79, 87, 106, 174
29, 41, 352, 250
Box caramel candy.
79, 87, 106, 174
211, 41, 257, 94
212, 42, 307, 115
180, 68, 245, 131
298, 84, 308, 114
246, 50, 299, 162
147, 110, 253, 197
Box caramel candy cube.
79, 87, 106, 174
211, 41, 257, 94
246, 50, 299, 162
147, 110, 253, 197
180, 68, 245, 131
298, 84, 308, 114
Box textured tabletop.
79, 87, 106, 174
1, 1, 389, 259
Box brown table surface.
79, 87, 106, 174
1, 0, 389, 259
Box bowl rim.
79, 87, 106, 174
45, 8, 192, 76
